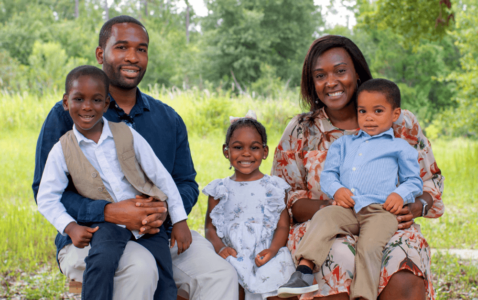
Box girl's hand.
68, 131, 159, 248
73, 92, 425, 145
170, 220, 192, 255
255, 248, 278, 267
218, 247, 237, 259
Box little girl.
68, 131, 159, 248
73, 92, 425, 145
203, 112, 295, 300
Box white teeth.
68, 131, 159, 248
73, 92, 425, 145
328, 91, 343, 97
123, 69, 138, 73
239, 162, 252, 165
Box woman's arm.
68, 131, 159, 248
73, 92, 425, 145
398, 111, 445, 216
292, 198, 333, 223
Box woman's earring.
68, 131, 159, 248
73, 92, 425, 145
315, 100, 319, 104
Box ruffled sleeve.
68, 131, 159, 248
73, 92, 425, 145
392, 110, 445, 218
202, 178, 229, 238
261, 176, 291, 240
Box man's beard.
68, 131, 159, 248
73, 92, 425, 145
103, 59, 146, 90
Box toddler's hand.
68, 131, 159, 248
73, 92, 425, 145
64, 222, 99, 248
218, 247, 237, 260
333, 188, 355, 208
255, 248, 278, 267
170, 220, 192, 255
383, 192, 404, 215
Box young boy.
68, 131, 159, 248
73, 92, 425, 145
37, 65, 191, 300
278, 79, 423, 300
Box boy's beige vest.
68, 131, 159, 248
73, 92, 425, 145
59, 121, 168, 203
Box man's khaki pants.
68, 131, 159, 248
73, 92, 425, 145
58, 230, 238, 300
294, 204, 398, 300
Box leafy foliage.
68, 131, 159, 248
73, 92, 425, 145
356, 0, 455, 46
200, 0, 322, 87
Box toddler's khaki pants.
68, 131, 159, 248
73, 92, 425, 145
294, 204, 398, 300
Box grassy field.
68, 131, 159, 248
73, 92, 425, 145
1, 89, 477, 299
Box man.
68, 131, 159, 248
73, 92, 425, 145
32, 15, 238, 300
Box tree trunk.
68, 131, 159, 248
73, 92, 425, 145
104, 0, 109, 20
144, 0, 148, 17
75, 0, 79, 18
186, 4, 190, 44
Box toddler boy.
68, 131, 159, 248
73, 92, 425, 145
278, 79, 423, 300
37, 65, 191, 300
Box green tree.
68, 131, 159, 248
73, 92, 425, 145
440, 0, 478, 136
200, 0, 322, 88
355, 0, 455, 46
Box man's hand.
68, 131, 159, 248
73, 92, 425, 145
218, 247, 237, 260
136, 196, 169, 235
104, 196, 167, 234
64, 222, 99, 248
384, 192, 404, 215
170, 220, 192, 255
255, 248, 278, 267
333, 187, 355, 208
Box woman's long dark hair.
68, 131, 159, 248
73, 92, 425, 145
299, 35, 373, 124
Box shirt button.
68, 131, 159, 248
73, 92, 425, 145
365, 140, 369, 143
352, 167, 356, 171
115, 188, 120, 192
98, 187, 103, 192
351, 188, 355, 192
359, 153, 362, 156
92, 172, 97, 178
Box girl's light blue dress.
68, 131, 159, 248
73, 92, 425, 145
203, 175, 296, 300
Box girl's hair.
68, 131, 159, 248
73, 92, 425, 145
299, 35, 373, 124
225, 119, 267, 147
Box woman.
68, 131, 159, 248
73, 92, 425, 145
271, 35, 444, 300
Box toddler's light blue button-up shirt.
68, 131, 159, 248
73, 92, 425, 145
320, 128, 423, 213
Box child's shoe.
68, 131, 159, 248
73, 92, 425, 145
277, 271, 318, 298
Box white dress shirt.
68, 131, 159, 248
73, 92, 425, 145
37, 118, 187, 237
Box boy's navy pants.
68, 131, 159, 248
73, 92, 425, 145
81, 222, 177, 300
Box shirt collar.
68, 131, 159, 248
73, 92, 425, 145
353, 127, 395, 140
108, 87, 150, 112
72, 117, 112, 145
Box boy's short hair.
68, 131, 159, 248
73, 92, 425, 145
99, 15, 149, 48
65, 65, 109, 95
357, 78, 401, 108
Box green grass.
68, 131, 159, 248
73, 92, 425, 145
416, 139, 478, 249
1, 89, 477, 298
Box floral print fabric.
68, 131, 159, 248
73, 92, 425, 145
271, 108, 444, 299
202, 175, 296, 300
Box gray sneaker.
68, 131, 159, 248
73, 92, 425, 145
277, 271, 319, 298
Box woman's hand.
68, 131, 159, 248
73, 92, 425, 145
218, 247, 237, 259
255, 248, 278, 267
396, 192, 433, 230
396, 206, 415, 230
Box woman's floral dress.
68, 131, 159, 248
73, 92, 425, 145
203, 175, 296, 300
271, 108, 444, 300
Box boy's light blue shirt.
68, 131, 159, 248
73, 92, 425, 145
320, 128, 423, 213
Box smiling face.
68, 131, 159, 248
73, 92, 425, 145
357, 91, 401, 136
313, 47, 359, 111
96, 22, 149, 90
63, 76, 110, 139
223, 126, 269, 181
